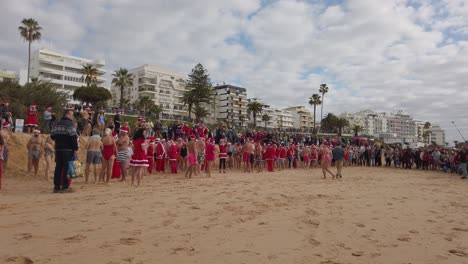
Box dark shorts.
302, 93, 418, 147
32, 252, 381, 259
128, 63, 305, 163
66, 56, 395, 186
86, 151, 102, 165
250, 153, 255, 164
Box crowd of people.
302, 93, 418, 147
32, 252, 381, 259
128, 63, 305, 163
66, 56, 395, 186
0, 105, 467, 192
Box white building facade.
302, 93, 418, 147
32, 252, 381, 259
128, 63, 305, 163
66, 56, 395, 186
284, 106, 314, 130
30, 49, 106, 103
430, 125, 446, 146
111, 64, 188, 120
213, 85, 248, 126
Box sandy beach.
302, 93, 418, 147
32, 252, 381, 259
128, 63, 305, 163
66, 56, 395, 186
1, 163, 468, 264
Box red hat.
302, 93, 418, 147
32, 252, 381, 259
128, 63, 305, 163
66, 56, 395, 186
155, 138, 161, 141
208, 138, 214, 144
121, 127, 129, 133
190, 134, 196, 139
46, 106, 52, 110
2, 121, 10, 128
31, 103, 36, 107
33, 129, 41, 134
137, 116, 143, 120
119, 129, 128, 134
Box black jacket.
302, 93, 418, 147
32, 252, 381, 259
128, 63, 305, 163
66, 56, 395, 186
51, 117, 78, 151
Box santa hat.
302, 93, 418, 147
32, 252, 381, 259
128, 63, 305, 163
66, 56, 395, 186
85, 107, 91, 110
46, 106, 52, 110
208, 138, 214, 144
31, 103, 36, 107
119, 129, 128, 134
2, 122, 10, 128
190, 134, 196, 139
137, 116, 143, 120
33, 129, 41, 134
155, 138, 161, 142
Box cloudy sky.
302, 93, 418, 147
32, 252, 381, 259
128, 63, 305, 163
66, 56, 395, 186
1, 0, 467, 142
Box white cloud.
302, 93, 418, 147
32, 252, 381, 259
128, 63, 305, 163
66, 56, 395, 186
0, 0, 467, 142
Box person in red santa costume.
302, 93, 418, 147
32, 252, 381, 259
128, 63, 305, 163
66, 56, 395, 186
265, 143, 275, 172
146, 137, 155, 174
155, 138, 166, 172
204, 138, 216, 177
26, 103, 39, 133
168, 139, 180, 174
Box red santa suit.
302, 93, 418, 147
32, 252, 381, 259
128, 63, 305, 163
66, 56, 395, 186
25, 104, 39, 127
121, 125, 130, 134
265, 144, 275, 172
147, 139, 155, 174
168, 141, 180, 174
155, 140, 166, 172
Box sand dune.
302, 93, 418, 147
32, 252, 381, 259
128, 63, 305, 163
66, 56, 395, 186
1, 133, 468, 263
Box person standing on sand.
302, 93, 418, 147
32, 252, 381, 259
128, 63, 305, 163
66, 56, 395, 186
51, 109, 78, 193
129, 128, 148, 186
44, 136, 55, 181
185, 136, 198, 179
321, 145, 336, 179
100, 128, 117, 184
244, 139, 255, 173
116, 129, 130, 181
25, 103, 39, 134
196, 138, 206, 175
205, 138, 215, 177
27, 129, 44, 177
219, 139, 228, 173
85, 128, 103, 183
332, 142, 345, 179
1, 122, 11, 173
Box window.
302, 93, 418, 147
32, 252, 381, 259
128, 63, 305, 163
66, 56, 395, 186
166, 91, 170, 94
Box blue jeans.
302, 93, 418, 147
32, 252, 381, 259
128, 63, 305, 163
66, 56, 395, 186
460, 163, 467, 178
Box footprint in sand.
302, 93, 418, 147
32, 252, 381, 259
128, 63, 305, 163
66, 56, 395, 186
4, 256, 34, 264
352, 251, 364, 256
15, 233, 33, 241
171, 247, 196, 255
397, 235, 411, 242
449, 249, 468, 257
453, 227, 468, 232
64, 234, 86, 243
120, 237, 141, 246
356, 223, 365, 228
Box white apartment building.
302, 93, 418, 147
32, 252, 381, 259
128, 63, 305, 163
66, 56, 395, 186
213, 85, 248, 126
275, 109, 294, 129
430, 125, 446, 146
341, 110, 417, 139
283, 106, 313, 129
30, 49, 106, 103
111, 64, 188, 120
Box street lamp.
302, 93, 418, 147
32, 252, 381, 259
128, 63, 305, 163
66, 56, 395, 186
452, 121, 466, 142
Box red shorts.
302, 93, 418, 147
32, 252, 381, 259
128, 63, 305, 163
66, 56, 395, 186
188, 153, 198, 165
243, 152, 251, 162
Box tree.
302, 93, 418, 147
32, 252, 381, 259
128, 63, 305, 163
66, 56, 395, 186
423, 122, 432, 145
19, 18, 42, 84
352, 124, 363, 136
73, 85, 112, 109
247, 101, 263, 128
183, 63, 214, 120
80, 64, 98, 87
239, 114, 245, 128
308, 93, 321, 132
262, 113, 271, 129
193, 105, 209, 123
318, 83, 329, 125
336, 118, 349, 136
0, 79, 67, 127
111, 68, 134, 110
134, 96, 162, 119
320, 113, 339, 133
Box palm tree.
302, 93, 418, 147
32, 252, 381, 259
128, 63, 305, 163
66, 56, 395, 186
318, 83, 329, 124
80, 64, 98, 87
239, 114, 245, 128
336, 118, 349, 136
352, 124, 363, 136
182, 90, 196, 120
262, 114, 271, 129
193, 105, 209, 123
423, 122, 432, 145
111, 68, 134, 110
247, 101, 263, 128
135, 96, 154, 115
19, 18, 42, 84
308, 93, 321, 132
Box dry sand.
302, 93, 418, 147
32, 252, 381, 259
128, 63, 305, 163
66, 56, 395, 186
1, 134, 468, 264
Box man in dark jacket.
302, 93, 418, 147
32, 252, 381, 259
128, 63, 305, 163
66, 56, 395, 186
51, 109, 78, 193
